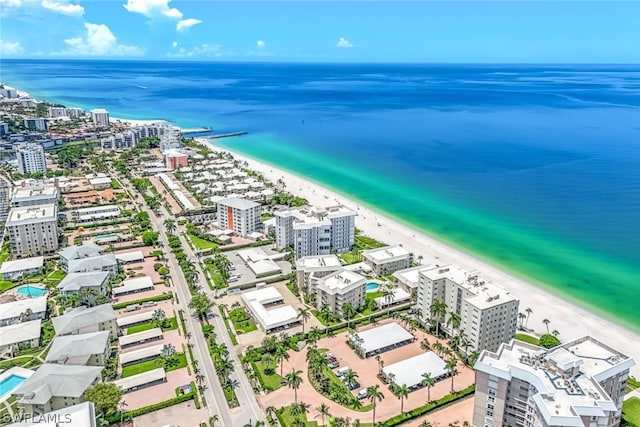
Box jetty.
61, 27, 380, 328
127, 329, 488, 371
181, 127, 213, 134
210, 131, 248, 139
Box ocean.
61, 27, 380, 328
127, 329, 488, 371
2, 60, 639, 330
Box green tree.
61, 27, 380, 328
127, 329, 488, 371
275, 344, 290, 378
164, 219, 176, 235
297, 307, 311, 335
84, 382, 123, 418
539, 334, 561, 349
366, 384, 385, 426
446, 358, 459, 392
394, 383, 410, 413
421, 372, 436, 402
315, 403, 331, 426
188, 292, 214, 319
342, 302, 356, 329
430, 299, 448, 337
285, 368, 303, 403
142, 230, 159, 246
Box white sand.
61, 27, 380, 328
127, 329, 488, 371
110, 117, 169, 126
197, 137, 640, 376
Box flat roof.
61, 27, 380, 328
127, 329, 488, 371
118, 328, 163, 347
352, 322, 413, 355
115, 251, 144, 263
392, 265, 435, 288
296, 254, 342, 271
318, 270, 366, 294
11, 185, 57, 200
242, 286, 284, 305
217, 197, 260, 210
0, 319, 41, 345
246, 300, 299, 331
248, 258, 281, 276
363, 245, 411, 263
382, 352, 448, 388
374, 287, 411, 306
0, 296, 48, 321
0, 256, 44, 274
113, 368, 166, 392
5, 401, 97, 427
7, 204, 57, 224
116, 311, 155, 327
74, 204, 120, 214
119, 344, 163, 365
112, 276, 154, 295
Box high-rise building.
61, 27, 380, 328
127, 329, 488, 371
6, 203, 59, 256
90, 109, 110, 128
15, 142, 47, 174
416, 265, 519, 354
65, 107, 84, 119
362, 245, 413, 275
316, 269, 367, 317
275, 205, 356, 259
473, 336, 635, 427
47, 107, 67, 118
0, 177, 10, 224
23, 118, 47, 132
11, 183, 58, 207
0, 122, 9, 135
216, 197, 261, 237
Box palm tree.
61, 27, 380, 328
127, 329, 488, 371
446, 312, 461, 338
195, 373, 205, 386
289, 402, 307, 418
543, 318, 551, 334
209, 414, 219, 426
552, 329, 560, 337
446, 358, 459, 392
342, 302, 356, 329
275, 345, 290, 378
164, 219, 176, 235
420, 338, 431, 352
518, 312, 526, 329
430, 299, 447, 336
152, 309, 167, 327
421, 372, 436, 402
394, 383, 410, 413
375, 355, 383, 372
366, 384, 385, 426
525, 307, 533, 328
297, 307, 311, 335
285, 368, 303, 403
265, 406, 277, 422
315, 403, 331, 426
344, 370, 359, 388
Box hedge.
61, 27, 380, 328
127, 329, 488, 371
112, 292, 173, 309
380, 385, 475, 426
103, 390, 194, 423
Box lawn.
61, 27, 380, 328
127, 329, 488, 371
188, 233, 219, 250
515, 333, 539, 345
365, 291, 384, 301
252, 360, 283, 391
623, 397, 640, 426
0, 356, 34, 370
229, 308, 258, 333
276, 406, 319, 427
340, 252, 362, 265
626, 376, 640, 393
354, 234, 387, 250
121, 353, 187, 377
204, 264, 227, 289
0, 281, 20, 292
0, 246, 10, 263
127, 317, 178, 334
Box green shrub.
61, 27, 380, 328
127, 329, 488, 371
112, 293, 172, 309
539, 334, 561, 348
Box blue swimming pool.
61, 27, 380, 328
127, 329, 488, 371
366, 282, 379, 292
16, 285, 46, 297
0, 374, 26, 397
95, 233, 119, 240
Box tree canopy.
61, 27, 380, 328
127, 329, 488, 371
84, 382, 123, 418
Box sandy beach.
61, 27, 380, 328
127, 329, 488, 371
196, 137, 639, 376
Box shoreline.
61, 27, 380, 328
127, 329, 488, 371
196, 137, 640, 377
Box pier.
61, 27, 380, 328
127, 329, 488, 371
210, 131, 248, 139
181, 127, 213, 135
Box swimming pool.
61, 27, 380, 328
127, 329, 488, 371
16, 285, 46, 297
95, 233, 119, 241
0, 374, 26, 397
366, 282, 380, 292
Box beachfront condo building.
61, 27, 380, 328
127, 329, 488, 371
473, 336, 635, 427
416, 265, 519, 354
316, 269, 366, 317
362, 244, 413, 275
15, 142, 47, 174
216, 197, 262, 237
90, 108, 110, 128
275, 205, 356, 259
47, 107, 67, 118
296, 254, 343, 295
11, 183, 59, 207
6, 203, 59, 256
23, 118, 47, 132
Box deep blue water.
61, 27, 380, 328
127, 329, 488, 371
2, 60, 639, 327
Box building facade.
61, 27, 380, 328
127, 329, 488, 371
11, 183, 59, 207
15, 142, 47, 174
362, 245, 413, 275
295, 254, 343, 296
216, 197, 261, 236
275, 205, 356, 259
316, 269, 366, 317
90, 109, 110, 128
23, 118, 47, 132
6, 204, 59, 256
473, 336, 635, 427
416, 265, 519, 354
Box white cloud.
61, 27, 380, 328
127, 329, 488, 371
171, 41, 178, 48
123, 0, 182, 19
256, 40, 265, 48
0, 40, 24, 55
166, 43, 222, 58
176, 18, 201, 32
0, 0, 23, 17
336, 37, 353, 48
41, 0, 84, 16
60, 22, 144, 56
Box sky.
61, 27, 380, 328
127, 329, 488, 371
0, 1, 639, 63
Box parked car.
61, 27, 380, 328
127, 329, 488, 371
346, 381, 360, 391
356, 388, 368, 400
141, 301, 157, 307
328, 361, 340, 369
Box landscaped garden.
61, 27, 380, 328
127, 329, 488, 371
228, 307, 258, 333
121, 352, 187, 377
623, 397, 640, 427
127, 317, 178, 334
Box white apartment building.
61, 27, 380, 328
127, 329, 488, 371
47, 107, 67, 118
275, 205, 356, 259
473, 336, 635, 427
100, 131, 137, 150
15, 142, 47, 174
11, 183, 58, 207
90, 108, 110, 128
0, 122, 9, 135
216, 197, 261, 237
295, 254, 343, 296
23, 118, 47, 132
6, 204, 59, 256
316, 269, 366, 317
72, 204, 120, 223
66, 107, 84, 119
416, 265, 519, 354
362, 245, 413, 275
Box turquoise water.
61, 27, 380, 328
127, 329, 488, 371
17, 285, 46, 297
0, 375, 26, 397
366, 283, 380, 292
95, 233, 119, 240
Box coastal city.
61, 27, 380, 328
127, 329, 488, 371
0, 82, 637, 427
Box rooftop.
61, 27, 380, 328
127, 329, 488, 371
59, 244, 104, 261
45, 331, 110, 365
116, 311, 155, 328
296, 254, 342, 271
382, 352, 448, 388
114, 250, 144, 263
6, 204, 57, 224
317, 269, 366, 294
51, 304, 116, 335
351, 322, 413, 355
363, 245, 411, 263
11, 185, 57, 201
58, 271, 110, 293
392, 265, 436, 288
118, 328, 162, 347
112, 276, 154, 296
0, 296, 48, 322
67, 254, 117, 273
113, 367, 165, 392
217, 196, 260, 210
119, 344, 163, 366
0, 256, 44, 274
14, 364, 102, 402
0, 319, 41, 345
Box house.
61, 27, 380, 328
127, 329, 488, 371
0, 296, 47, 326
13, 364, 103, 415
45, 331, 111, 366
59, 244, 104, 272
0, 256, 44, 280
57, 271, 110, 296
0, 319, 42, 353
67, 254, 118, 276
51, 304, 118, 339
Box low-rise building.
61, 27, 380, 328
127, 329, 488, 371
113, 368, 166, 393
67, 254, 118, 275
88, 176, 112, 190
6, 204, 59, 256
59, 244, 104, 271
51, 304, 118, 339
5, 401, 97, 427
45, 331, 111, 366
316, 269, 366, 317
0, 256, 44, 280
0, 319, 42, 353
0, 296, 47, 326
392, 264, 434, 296
13, 364, 103, 415
241, 287, 300, 334
112, 276, 154, 296
295, 254, 343, 296
473, 336, 635, 427
57, 271, 110, 296
216, 197, 261, 237
72, 204, 120, 223
362, 245, 413, 276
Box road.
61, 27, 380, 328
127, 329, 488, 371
120, 174, 266, 426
